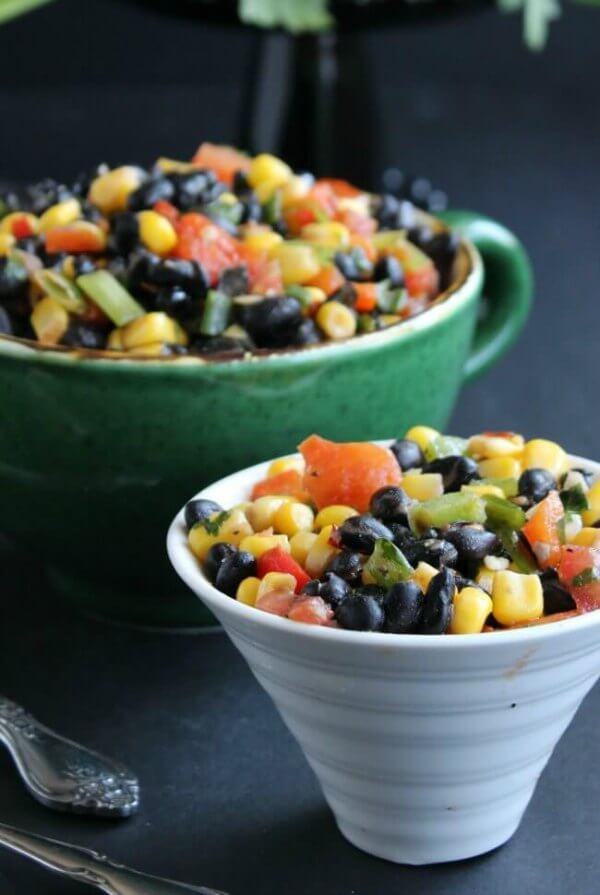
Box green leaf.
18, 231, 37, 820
363, 539, 413, 589
239, 0, 334, 33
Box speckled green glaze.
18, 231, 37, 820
0, 211, 532, 628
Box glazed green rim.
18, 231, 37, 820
0, 240, 482, 373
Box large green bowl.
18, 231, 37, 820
0, 210, 532, 628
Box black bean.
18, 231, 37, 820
204, 542, 237, 583
234, 296, 303, 348
353, 585, 387, 601
184, 498, 223, 531
335, 593, 384, 632
189, 336, 246, 359
71, 164, 109, 198
333, 248, 372, 281
26, 178, 72, 215
127, 177, 175, 212
419, 568, 454, 634
518, 468, 557, 504
110, 213, 140, 255
408, 538, 458, 569
422, 231, 460, 266
390, 524, 418, 553
152, 258, 208, 301
0, 255, 30, 311
389, 438, 424, 471
215, 550, 257, 597
407, 177, 432, 206
239, 196, 262, 224
423, 455, 480, 492
540, 569, 576, 615
373, 255, 404, 287
292, 318, 321, 347
127, 250, 161, 297
61, 322, 107, 350
232, 170, 251, 195
329, 282, 357, 308
444, 525, 500, 572
73, 255, 98, 276
320, 572, 350, 607
169, 170, 222, 210
407, 225, 435, 248
338, 515, 394, 554
373, 194, 416, 230
0, 306, 13, 335
325, 550, 363, 585
369, 486, 411, 525
155, 286, 196, 321
0, 190, 22, 214
384, 581, 424, 633
218, 266, 249, 297
301, 579, 322, 597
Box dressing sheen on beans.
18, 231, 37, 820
186, 427, 600, 633
0, 143, 459, 358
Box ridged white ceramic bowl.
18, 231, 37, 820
167, 448, 600, 865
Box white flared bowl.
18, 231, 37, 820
167, 447, 600, 865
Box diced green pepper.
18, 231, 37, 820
363, 538, 413, 589
376, 279, 408, 313
34, 270, 86, 314
262, 190, 282, 226
409, 492, 486, 534
423, 435, 468, 462
480, 477, 519, 498
76, 270, 145, 326
560, 485, 588, 513
484, 495, 526, 531
199, 290, 232, 336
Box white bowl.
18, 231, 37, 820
167, 447, 600, 865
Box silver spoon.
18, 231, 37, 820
0, 697, 139, 818
0, 823, 226, 895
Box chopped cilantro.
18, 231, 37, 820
560, 485, 589, 513
572, 566, 599, 588
195, 510, 231, 536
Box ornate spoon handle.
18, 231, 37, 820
0, 696, 139, 818
0, 823, 226, 895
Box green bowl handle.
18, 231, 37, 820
437, 209, 534, 383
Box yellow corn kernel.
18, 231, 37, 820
402, 473, 444, 501
522, 438, 569, 477
138, 210, 178, 255
107, 328, 124, 351
188, 508, 253, 562
492, 570, 543, 626
314, 505, 358, 530
218, 192, 238, 206
281, 174, 310, 207
120, 312, 188, 349
404, 425, 439, 452
583, 479, 600, 525
257, 572, 297, 600
236, 576, 261, 606
30, 296, 69, 345
304, 524, 338, 578
232, 501, 253, 516
273, 501, 315, 537
413, 561, 439, 593
246, 496, 289, 531
316, 300, 357, 341
0, 212, 39, 236
290, 530, 318, 566
300, 222, 351, 250
155, 157, 197, 174
272, 243, 321, 286
88, 166, 142, 214
571, 527, 600, 547
467, 433, 524, 459
478, 456, 522, 479
268, 456, 304, 477
0, 233, 15, 255
248, 153, 292, 190
38, 198, 81, 233
243, 230, 283, 254
476, 568, 495, 594
450, 587, 493, 635
462, 483, 505, 499
239, 533, 291, 559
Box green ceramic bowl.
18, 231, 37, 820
0, 209, 532, 628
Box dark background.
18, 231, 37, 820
0, 2, 599, 894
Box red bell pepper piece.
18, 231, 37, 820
257, 546, 311, 593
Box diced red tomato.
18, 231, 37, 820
337, 208, 377, 236
522, 491, 564, 570
153, 200, 180, 226
251, 469, 311, 503
405, 265, 439, 299
283, 204, 320, 236
255, 589, 296, 617
558, 545, 600, 612
190, 142, 251, 186
173, 212, 241, 285
238, 245, 284, 295
316, 178, 362, 198
299, 434, 401, 513
45, 223, 106, 254
305, 263, 345, 297
257, 546, 311, 593
353, 282, 378, 313
288, 596, 334, 625
11, 215, 36, 239
307, 182, 338, 218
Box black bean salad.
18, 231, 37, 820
186, 427, 600, 633
0, 143, 459, 358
